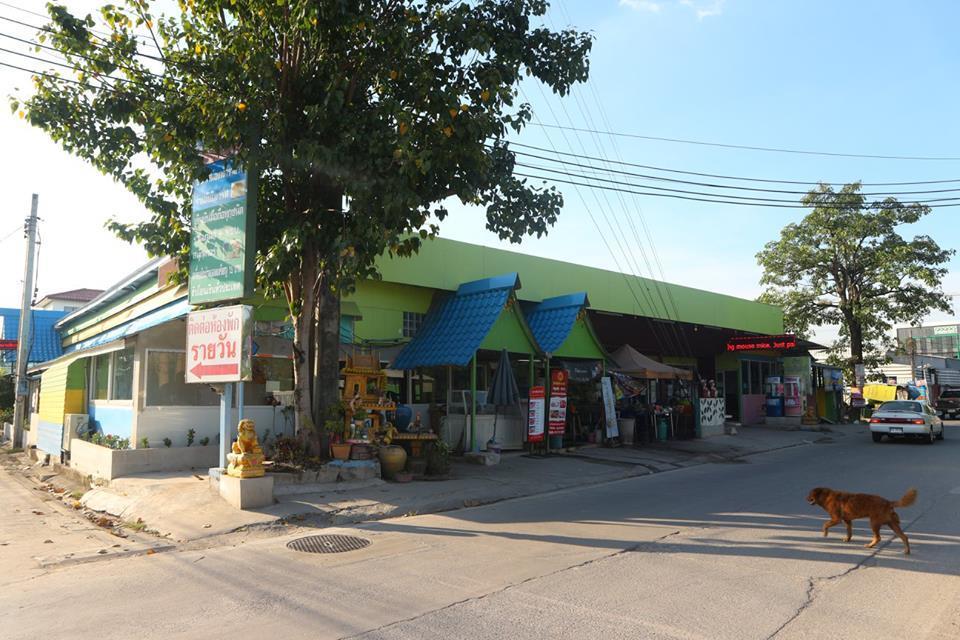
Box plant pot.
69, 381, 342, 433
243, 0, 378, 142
378, 445, 407, 479
331, 443, 352, 461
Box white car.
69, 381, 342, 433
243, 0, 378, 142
869, 400, 945, 443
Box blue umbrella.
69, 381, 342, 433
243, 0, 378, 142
487, 349, 520, 443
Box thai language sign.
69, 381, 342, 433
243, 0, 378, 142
527, 385, 545, 443
548, 369, 568, 437
188, 157, 256, 304
185, 305, 253, 383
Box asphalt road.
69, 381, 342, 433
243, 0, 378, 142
3, 423, 959, 640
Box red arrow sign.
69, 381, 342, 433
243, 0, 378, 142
190, 362, 239, 379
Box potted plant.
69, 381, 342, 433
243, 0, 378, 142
426, 438, 451, 476
325, 419, 351, 462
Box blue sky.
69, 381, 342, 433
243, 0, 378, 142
1, 0, 957, 345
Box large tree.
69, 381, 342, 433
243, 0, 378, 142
15, 1, 591, 442
757, 182, 954, 377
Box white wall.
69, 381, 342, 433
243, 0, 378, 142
136, 405, 287, 448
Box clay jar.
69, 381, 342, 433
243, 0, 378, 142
378, 444, 408, 479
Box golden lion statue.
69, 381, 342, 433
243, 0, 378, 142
227, 419, 265, 478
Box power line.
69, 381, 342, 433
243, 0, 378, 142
0, 14, 164, 60
506, 146, 960, 198
0, 46, 146, 86
505, 140, 960, 187
514, 171, 960, 209
0, 3, 162, 51
529, 122, 960, 162
514, 161, 960, 206
0, 31, 167, 81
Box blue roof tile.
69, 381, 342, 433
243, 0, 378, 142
0, 308, 68, 367
526, 293, 590, 354
393, 274, 520, 369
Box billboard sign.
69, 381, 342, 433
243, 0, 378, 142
186, 305, 253, 383
527, 385, 545, 443
548, 369, 568, 437
726, 334, 797, 352
188, 157, 257, 304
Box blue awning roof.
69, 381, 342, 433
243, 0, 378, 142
392, 273, 521, 369
64, 299, 190, 354
0, 308, 68, 366
525, 292, 590, 354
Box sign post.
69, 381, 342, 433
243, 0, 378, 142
601, 376, 619, 439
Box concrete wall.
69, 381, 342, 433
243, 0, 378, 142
136, 405, 284, 448
70, 438, 218, 480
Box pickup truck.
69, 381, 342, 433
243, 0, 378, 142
935, 388, 960, 420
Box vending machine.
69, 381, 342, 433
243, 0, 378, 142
765, 376, 784, 417
783, 376, 802, 417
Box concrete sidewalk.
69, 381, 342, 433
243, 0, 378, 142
76, 424, 857, 544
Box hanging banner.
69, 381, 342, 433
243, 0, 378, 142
601, 376, 620, 438
188, 156, 257, 305
186, 304, 254, 383
527, 385, 545, 443
549, 369, 568, 436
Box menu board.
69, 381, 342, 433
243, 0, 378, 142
528, 385, 545, 443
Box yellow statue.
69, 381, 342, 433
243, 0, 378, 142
227, 419, 265, 478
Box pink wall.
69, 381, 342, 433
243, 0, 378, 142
741, 394, 766, 425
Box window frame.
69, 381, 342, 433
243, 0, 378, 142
89, 346, 135, 404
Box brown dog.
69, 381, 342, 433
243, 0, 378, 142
807, 487, 917, 554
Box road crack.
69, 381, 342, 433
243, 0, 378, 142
767, 489, 946, 639
338, 529, 682, 639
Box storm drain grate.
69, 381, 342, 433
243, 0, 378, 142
286, 534, 371, 554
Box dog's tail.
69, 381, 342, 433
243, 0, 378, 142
895, 488, 918, 508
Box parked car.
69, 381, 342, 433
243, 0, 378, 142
935, 387, 960, 420
869, 400, 944, 443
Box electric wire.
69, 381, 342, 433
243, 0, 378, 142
529, 122, 960, 162
504, 147, 960, 198
520, 84, 685, 357
513, 172, 960, 208
512, 162, 960, 206
504, 141, 960, 187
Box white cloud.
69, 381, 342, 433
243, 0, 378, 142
680, 0, 726, 19
619, 0, 663, 13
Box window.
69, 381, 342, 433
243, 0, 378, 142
146, 350, 219, 407
91, 347, 135, 402
403, 311, 425, 338
750, 361, 762, 395
112, 347, 134, 400
93, 354, 110, 400
244, 357, 295, 405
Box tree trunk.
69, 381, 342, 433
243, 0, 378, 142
849, 319, 864, 364
288, 242, 319, 450
314, 270, 342, 428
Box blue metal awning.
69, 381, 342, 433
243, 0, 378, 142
392, 273, 521, 369
64, 299, 190, 354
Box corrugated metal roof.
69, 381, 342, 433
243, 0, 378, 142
0, 308, 68, 366
525, 292, 589, 354
392, 273, 521, 369
63, 299, 189, 354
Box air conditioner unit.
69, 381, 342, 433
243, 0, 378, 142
63, 413, 90, 452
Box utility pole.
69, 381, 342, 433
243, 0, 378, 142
12, 195, 39, 448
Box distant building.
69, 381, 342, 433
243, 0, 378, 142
897, 323, 960, 359
0, 308, 68, 374
33, 288, 103, 313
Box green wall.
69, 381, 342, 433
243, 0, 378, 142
481, 304, 538, 354
346, 279, 435, 342
375, 237, 783, 335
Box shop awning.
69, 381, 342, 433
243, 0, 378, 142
393, 273, 529, 369
525, 292, 607, 360
64, 298, 189, 354
611, 344, 694, 380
